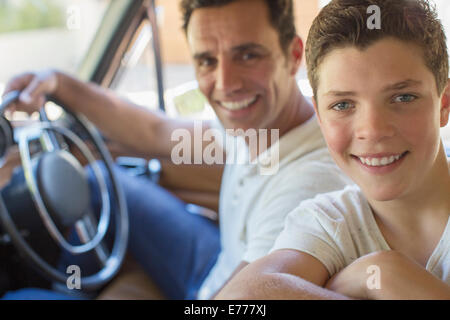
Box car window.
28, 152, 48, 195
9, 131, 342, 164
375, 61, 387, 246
109, 19, 160, 111
107, 2, 214, 120
0, 0, 111, 120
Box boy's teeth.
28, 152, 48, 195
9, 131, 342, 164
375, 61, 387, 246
221, 96, 256, 110
358, 154, 402, 167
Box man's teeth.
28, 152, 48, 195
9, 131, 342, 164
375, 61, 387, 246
358, 154, 402, 166
221, 97, 257, 110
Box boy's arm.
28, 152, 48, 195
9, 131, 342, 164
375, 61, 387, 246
326, 251, 450, 300
215, 249, 351, 300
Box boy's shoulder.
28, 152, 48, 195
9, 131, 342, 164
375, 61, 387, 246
297, 184, 369, 221
274, 185, 390, 275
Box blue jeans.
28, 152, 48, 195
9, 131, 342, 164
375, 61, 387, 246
2, 162, 220, 300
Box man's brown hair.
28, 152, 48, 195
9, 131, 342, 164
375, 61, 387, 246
305, 0, 449, 99
180, 0, 296, 53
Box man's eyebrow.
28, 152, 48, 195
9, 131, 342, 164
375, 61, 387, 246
382, 79, 423, 91
192, 43, 268, 60
231, 43, 268, 53
193, 51, 214, 61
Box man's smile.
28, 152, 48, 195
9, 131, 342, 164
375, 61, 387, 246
218, 95, 258, 111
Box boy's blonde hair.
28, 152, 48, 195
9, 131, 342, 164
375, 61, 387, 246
305, 0, 449, 99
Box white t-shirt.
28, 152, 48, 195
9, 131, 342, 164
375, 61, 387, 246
272, 185, 450, 284
197, 115, 353, 299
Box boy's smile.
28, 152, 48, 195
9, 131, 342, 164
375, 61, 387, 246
314, 38, 449, 202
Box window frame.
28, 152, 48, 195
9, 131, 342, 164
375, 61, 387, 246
77, 0, 166, 111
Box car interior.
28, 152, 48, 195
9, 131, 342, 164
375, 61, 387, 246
0, 0, 222, 299
0, 0, 449, 300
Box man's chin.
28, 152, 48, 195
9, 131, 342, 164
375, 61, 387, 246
222, 122, 260, 134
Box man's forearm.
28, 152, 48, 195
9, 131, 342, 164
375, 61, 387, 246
53, 71, 171, 157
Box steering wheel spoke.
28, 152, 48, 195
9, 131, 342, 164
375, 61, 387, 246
39, 125, 65, 152
75, 213, 110, 268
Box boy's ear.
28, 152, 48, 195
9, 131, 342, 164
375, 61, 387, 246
440, 78, 450, 128
312, 97, 321, 123
288, 35, 303, 76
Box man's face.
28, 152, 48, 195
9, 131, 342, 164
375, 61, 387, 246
186, 0, 298, 132
315, 38, 449, 202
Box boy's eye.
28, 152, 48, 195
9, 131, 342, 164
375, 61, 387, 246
393, 94, 417, 103
331, 101, 353, 111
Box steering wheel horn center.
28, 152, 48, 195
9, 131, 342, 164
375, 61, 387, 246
36, 150, 90, 227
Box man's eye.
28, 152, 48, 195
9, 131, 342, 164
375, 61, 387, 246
198, 58, 216, 68
331, 101, 353, 111
242, 52, 258, 61
393, 94, 417, 103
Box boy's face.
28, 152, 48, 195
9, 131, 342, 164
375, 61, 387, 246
314, 38, 450, 201
186, 0, 301, 132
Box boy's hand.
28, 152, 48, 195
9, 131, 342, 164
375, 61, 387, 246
2, 70, 58, 115
325, 250, 450, 300
325, 251, 381, 299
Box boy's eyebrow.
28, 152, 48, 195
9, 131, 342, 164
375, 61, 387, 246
323, 79, 424, 97
382, 79, 423, 91
192, 43, 268, 60
324, 90, 357, 97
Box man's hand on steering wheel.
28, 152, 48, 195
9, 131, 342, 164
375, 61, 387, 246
2, 70, 58, 116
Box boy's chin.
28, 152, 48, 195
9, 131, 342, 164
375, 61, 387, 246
360, 183, 405, 203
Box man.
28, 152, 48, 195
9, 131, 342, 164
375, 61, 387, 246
1, 0, 350, 299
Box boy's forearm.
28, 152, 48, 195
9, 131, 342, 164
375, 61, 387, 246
216, 271, 350, 300
328, 251, 450, 300
369, 256, 450, 300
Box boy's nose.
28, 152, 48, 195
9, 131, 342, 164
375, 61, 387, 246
355, 106, 396, 142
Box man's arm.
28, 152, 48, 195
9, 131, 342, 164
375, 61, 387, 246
215, 249, 351, 300
0, 146, 20, 188
326, 251, 450, 300
4, 70, 223, 160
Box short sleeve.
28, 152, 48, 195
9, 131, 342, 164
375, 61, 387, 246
242, 162, 351, 266
271, 203, 347, 277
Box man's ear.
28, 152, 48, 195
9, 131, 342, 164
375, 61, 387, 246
288, 35, 303, 76
440, 79, 450, 128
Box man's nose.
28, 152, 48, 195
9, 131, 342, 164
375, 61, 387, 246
354, 105, 396, 142
215, 59, 243, 94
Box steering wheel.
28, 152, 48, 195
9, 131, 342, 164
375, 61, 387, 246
0, 90, 129, 291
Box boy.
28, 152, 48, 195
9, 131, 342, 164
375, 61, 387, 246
216, 0, 450, 299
